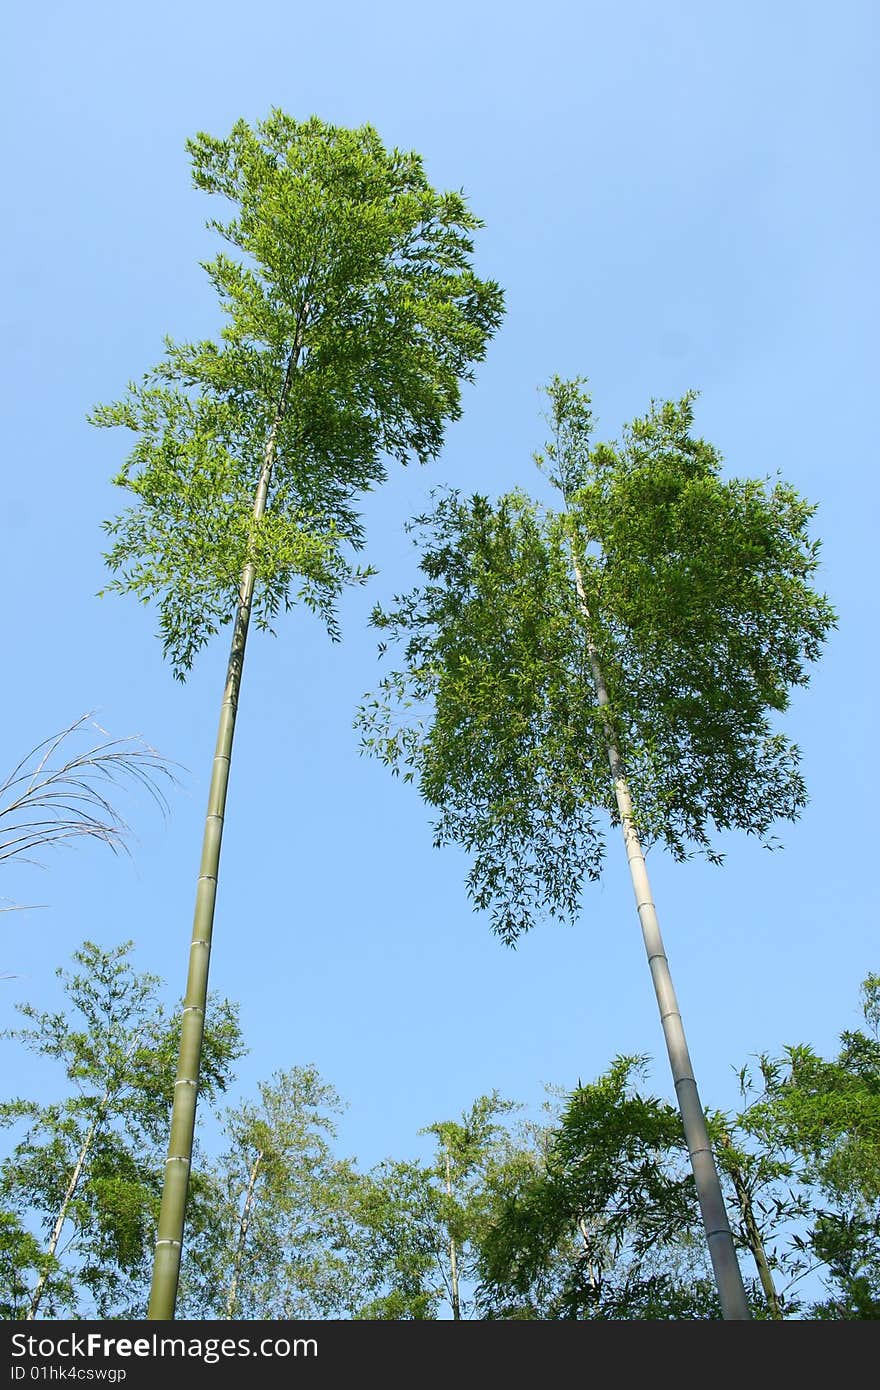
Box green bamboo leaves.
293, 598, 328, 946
361, 487, 608, 943
358, 379, 836, 944
92, 112, 504, 677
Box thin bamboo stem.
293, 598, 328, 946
569, 543, 751, 1321
27, 1110, 102, 1319
719, 1129, 783, 1317
445, 1148, 461, 1320
225, 1149, 264, 1319
147, 324, 305, 1319
28, 1034, 143, 1319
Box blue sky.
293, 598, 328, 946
1, 0, 877, 1308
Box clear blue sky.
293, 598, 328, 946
1, 0, 877, 1302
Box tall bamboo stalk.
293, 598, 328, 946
569, 542, 752, 1321
444, 1148, 461, 1320
719, 1129, 783, 1317
28, 1106, 104, 1319
225, 1149, 264, 1319
577, 1218, 600, 1297
148, 328, 305, 1319
28, 1033, 143, 1319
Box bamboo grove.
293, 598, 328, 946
2, 107, 845, 1320
2, 940, 877, 1319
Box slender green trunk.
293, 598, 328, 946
569, 543, 752, 1321
719, 1130, 783, 1318
27, 1103, 105, 1318
29, 1036, 142, 1319
225, 1149, 264, 1319
147, 326, 305, 1320
577, 1218, 599, 1297
444, 1149, 461, 1320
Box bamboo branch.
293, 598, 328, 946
0, 713, 179, 870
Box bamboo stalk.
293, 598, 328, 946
225, 1149, 264, 1319
719, 1129, 783, 1317
27, 1110, 103, 1319
445, 1148, 461, 1320
28, 1033, 143, 1319
147, 326, 305, 1319
569, 541, 752, 1321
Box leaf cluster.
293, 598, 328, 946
0, 940, 244, 1318
92, 112, 504, 676
358, 380, 836, 941
475, 1057, 715, 1318
179, 1065, 364, 1320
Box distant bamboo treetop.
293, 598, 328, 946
357, 378, 837, 943
90, 111, 504, 677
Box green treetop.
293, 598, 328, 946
359, 377, 835, 943
92, 110, 504, 676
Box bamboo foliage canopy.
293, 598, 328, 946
357, 378, 837, 944
90, 111, 505, 677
